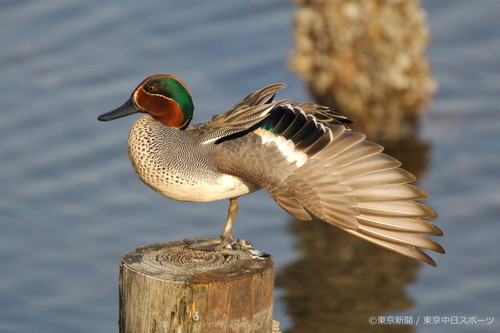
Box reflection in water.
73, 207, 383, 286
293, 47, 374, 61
278, 137, 431, 332
278, 217, 417, 333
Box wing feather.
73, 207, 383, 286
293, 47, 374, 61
208, 86, 443, 266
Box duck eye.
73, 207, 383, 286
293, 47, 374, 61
146, 84, 159, 93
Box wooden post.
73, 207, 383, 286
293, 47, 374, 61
119, 241, 278, 333
289, 0, 436, 143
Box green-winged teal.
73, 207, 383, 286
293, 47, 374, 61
98, 74, 444, 266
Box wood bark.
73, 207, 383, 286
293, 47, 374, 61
119, 241, 276, 333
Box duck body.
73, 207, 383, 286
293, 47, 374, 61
98, 74, 444, 266
128, 115, 259, 202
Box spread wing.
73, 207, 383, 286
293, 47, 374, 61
212, 103, 444, 266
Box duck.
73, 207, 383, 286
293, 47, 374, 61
98, 74, 444, 266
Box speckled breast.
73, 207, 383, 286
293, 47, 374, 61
127, 115, 258, 202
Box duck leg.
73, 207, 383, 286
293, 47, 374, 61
184, 197, 239, 251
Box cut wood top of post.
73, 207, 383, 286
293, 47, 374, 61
121, 240, 274, 283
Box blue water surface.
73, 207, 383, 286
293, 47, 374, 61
0, 0, 499, 332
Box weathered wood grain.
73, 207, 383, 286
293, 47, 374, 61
119, 241, 275, 333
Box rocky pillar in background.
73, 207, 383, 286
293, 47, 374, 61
290, 0, 436, 144
281, 4, 437, 330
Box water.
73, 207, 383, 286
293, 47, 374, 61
0, 0, 499, 332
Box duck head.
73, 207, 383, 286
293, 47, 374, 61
98, 74, 194, 129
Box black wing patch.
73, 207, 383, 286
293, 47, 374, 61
215, 104, 346, 157
259, 105, 332, 156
